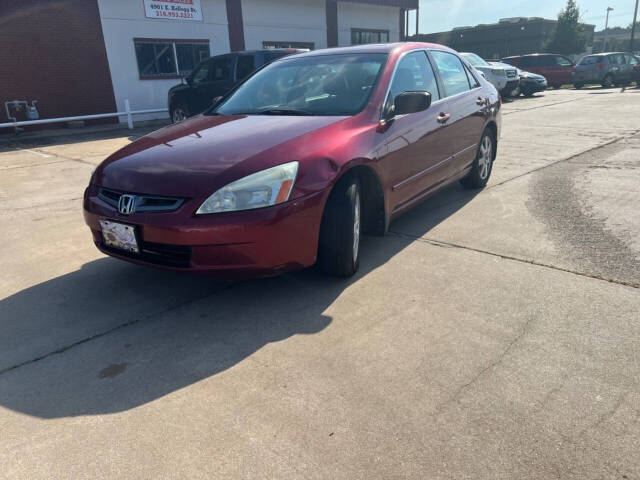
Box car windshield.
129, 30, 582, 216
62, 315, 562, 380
578, 55, 603, 66
212, 53, 388, 116
461, 53, 489, 67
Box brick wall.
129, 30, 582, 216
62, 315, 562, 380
0, 0, 117, 130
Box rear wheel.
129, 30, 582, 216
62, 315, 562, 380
573, 82, 584, 89
461, 129, 494, 189
317, 176, 361, 277
170, 103, 189, 123
602, 74, 614, 88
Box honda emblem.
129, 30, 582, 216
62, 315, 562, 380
118, 194, 136, 215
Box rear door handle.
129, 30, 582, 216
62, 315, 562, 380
437, 112, 451, 124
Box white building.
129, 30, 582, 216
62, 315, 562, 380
97, 0, 418, 121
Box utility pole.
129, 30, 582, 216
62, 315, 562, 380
631, 0, 639, 53
603, 7, 614, 51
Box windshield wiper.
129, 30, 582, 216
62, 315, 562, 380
257, 108, 312, 116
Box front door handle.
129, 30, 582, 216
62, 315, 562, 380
437, 112, 451, 124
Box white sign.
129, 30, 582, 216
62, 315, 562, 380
143, 0, 203, 21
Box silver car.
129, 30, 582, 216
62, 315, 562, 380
461, 52, 519, 96
572, 52, 639, 89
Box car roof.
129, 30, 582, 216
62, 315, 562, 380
282, 42, 454, 59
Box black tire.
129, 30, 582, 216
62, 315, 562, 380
317, 175, 361, 277
461, 129, 495, 189
573, 82, 584, 89
170, 103, 189, 123
523, 89, 534, 97
602, 74, 614, 88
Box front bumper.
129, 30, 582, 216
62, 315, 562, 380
83, 184, 327, 277
520, 78, 547, 93
501, 79, 520, 95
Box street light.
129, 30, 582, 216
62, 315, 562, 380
603, 7, 614, 52
631, 0, 639, 53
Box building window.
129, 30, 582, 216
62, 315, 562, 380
134, 38, 210, 79
351, 29, 389, 45
262, 41, 314, 50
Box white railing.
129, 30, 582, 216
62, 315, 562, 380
0, 99, 168, 131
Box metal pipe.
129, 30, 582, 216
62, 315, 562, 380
415, 7, 419, 38
0, 107, 168, 129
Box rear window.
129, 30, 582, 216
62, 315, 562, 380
578, 55, 603, 66
519, 56, 542, 67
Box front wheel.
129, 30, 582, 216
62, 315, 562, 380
170, 103, 189, 123
317, 176, 361, 277
573, 82, 584, 89
461, 130, 494, 189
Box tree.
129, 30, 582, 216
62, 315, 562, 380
544, 0, 589, 54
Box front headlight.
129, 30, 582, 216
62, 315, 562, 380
196, 161, 299, 215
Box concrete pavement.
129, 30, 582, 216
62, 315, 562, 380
1, 87, 639, 479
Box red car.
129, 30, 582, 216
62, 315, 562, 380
84, 43, 501, 278
501, 53, 575, 88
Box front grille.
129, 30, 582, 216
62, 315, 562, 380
506, 69, 518, 79
103, 240, 192, 268
98, 188, 184, 213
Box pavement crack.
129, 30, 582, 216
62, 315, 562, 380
388, 231, 640, 289
502, 97, 583, 115
487, 129, 640, 190
432, 314, 535, 415
0, 282, 235, 376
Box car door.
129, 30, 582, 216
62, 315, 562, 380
377, 50, 450, 210
553, 55, 574, 85
430, 50, 487, 179
194, 54, 235, 114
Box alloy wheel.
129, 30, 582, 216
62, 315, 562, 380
172, 108, 187, 123
478, 135, 492, 180
353, 191, 361, 263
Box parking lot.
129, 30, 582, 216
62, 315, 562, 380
1, 86, 639, 478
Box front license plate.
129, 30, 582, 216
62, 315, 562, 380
100, 220, 139, 253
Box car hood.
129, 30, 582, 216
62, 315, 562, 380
94, 113, 347, 198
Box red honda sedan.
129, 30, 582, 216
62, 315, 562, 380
84, 43, 501, 277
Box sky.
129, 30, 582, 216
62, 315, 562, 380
414, 0, 638, 35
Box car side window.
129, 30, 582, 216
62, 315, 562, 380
627, 55, 639, 65
464, 64, 480, 89
236, 55, 255, 81
555, 56, 572, 67
384, 50, 440, 116
430, 50, 471, 98
191, 61, 210, 84
211, 56, 232, 81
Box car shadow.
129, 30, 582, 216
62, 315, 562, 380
0, 183, 479, 418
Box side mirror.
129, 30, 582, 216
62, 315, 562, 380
393, 91, 431, 116
212, 96, 223, 106
479, 71, 486, 78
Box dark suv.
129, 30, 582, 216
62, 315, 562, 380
168, 49, 300, 123
501, 54, 575, 88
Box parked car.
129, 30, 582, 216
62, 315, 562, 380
84, 43, 501, 278
572, 52, 640, 89
501, 54, 575, 88
516, 68, 548, 96
460, 52, 519, 96
168, 49, 302, 123
634, 61, 640, 84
